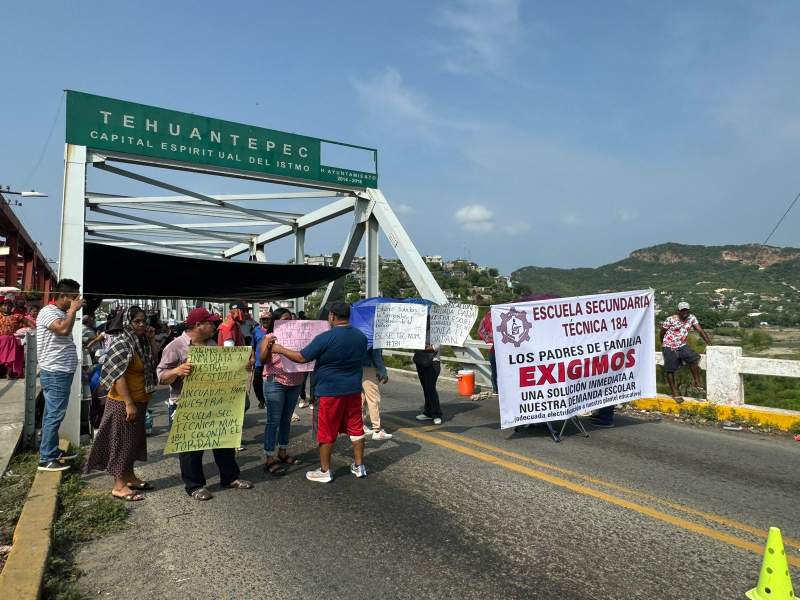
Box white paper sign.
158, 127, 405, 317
492, 290, 656, 429
429, 303, 479, 347
373, 303, 428, 349
274, 319, 331, 372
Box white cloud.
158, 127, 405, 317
455, 204, 495, 233
454, 203, 529, 235
502, 222, 531, 235
617, 209, 638, 223
455, 204, 494, 223
437, 0, 524, 75
394, 203, 415, 216
560, 212, 582, 227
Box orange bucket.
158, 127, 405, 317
457, 369, 475, 396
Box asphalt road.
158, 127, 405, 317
76, 377, 799, 599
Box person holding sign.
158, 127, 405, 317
157, 308, 253, 501
85, 306, 159, 502
270, 302, 368, 483
414, 319, 443, 425
259, 308, 305, 476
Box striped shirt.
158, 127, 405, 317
36, 305, 78, 373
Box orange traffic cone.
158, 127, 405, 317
746, 527, 795, 599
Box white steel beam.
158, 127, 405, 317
85, 191, 350, 203
294, 228, 306, 313
90, 206, 246, 243
319, 220, 366, 310
367, 188, 491, 384
223, 196, 357, 258
366, 214, 379, 298
86, 220, 279, 231
93, 162, 296, 226
88, 232, 225, 257
59, 144, 86, 446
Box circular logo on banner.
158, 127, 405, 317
496, 308, 532, 347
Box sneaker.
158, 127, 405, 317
415, 414, 433, 421
58, 450, 78, 461
433, 418, 443, 425
372, 429, 393, 441
306, 468, 333, 483
589, 418, 614, 429
38, 461, 70, 472
363, 425, 372, 435
350, 463, 367, 478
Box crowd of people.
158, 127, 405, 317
29, 277, 710, 502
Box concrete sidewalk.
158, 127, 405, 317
0, 379, 25, 475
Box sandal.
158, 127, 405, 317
263, 461, 287, 476
127, 481, 154, 491
191, 487, 213, 501
224, 479, 254, 489
278, 454, 301, 466
112, 491, 145, 502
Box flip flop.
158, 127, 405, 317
127, 481, 154, 491
224, 479, 254, 489
263, 461, 287, 476
112, 491, 144, 502
278, 454, 302, 465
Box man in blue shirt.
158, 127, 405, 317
270, 302, 368, 483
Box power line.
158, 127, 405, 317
21, 90, 65, 190
760, 189, 800, 247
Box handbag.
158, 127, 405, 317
413, 350, 434, 369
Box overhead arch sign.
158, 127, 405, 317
65, 90, 378, 189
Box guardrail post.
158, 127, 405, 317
705, 345, 744, 405
23, 332, 38, 449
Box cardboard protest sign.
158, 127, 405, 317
492, 290, 656, 429
273, 319, 331, 372
373, 303, 428, 349
429, 303, 479, 347
164, 346, 251, 454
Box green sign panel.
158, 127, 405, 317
65, 91, 378, 189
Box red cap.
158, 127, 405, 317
185, 307, 222, 327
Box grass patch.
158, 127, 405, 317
42, 452, 130, 600
0, 452, 39, 569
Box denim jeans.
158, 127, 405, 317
39, 369, 76, 463
263, 378, 302, 456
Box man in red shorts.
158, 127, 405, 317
269, 301, 368, 483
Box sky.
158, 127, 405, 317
2, 1, 800, 275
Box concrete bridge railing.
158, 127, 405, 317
384, 343, 800, 408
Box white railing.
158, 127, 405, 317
385, 343, 800, 408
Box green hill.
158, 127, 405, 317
511, 243, 800, 326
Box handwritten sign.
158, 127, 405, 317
373, 303, 428, 349
164, 346, 251, 454
429, 303, 479, 347
274, 319, 331, 372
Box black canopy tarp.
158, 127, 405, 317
84, 242, 350, 302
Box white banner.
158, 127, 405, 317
429, 303, 479, 347
373, 303, 428, 349
492, 290, 656, 429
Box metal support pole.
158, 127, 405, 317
365, 215, 379, 298
58, 144, 87, 446
368, 188, 492, 385
23, 333, 37, 449
319, 221, 366, 310
294, 228, 306, 313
